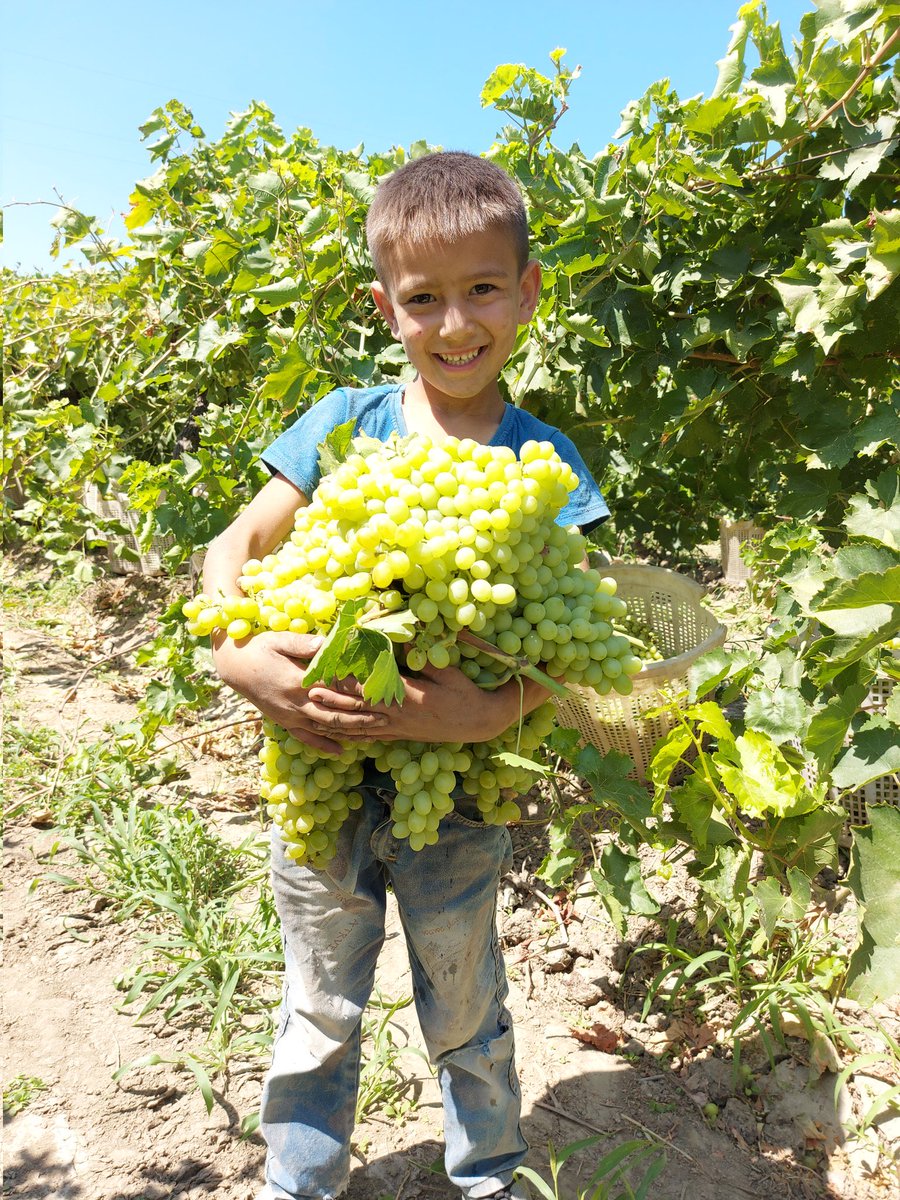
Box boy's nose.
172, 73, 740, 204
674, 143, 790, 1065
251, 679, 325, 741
439, 302, 475, 339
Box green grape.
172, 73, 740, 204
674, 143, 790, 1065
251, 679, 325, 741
613, 611, 665, 662
427, 643, 451, 669
398, 760, 421, 787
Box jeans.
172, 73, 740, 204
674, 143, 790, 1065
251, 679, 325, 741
259, 782, 528, 1200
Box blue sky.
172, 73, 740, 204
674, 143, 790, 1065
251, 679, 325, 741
3, 0, 812, 273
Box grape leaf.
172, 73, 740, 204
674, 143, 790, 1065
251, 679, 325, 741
301, 599, 406, 707
363, 648, 404, 706
361, 608, 417, 642
851, 805, 900, 946
316, 419, 357, 476
715, 730, 817, 819
846, 806, 900, 1004
832, 715, 900, 791
744, 686, 809, 744
538, 804, 593, 886
805, 682, 868, 774
590, 843, 660, 938
302, 598, 366, 688
493, 751, 551, 776
818, 565, 900, 609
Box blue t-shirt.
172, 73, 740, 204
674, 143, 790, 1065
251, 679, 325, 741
262, 383, 609, 531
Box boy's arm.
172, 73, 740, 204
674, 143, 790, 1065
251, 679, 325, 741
307, 666, 553, 746
203, 474, 390, 755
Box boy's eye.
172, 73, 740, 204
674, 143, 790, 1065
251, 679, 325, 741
407, 292, 434, 305
471, 283, 496, 296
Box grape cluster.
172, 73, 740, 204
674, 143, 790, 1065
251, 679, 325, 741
183, 434, 641, 866
254, 702, 558, 864
612, 612, 666, 663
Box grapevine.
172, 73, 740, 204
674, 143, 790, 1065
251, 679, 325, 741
182, 431, 642, 866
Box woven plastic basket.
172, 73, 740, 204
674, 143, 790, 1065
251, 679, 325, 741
836, 659, 899, 826
84, 483, 174, 575
719, 518, 764, 583
554, 565, 727, 783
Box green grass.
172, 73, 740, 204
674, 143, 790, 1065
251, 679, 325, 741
46, 797, 281, 1071
356, 992, 430, 1123
3, 721, 62, 820
4, 554, 429, 1128
515, 1137, 666, 1200
1, 551, 90, 626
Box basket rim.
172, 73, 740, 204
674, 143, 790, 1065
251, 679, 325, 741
634, 621, 727, 685
600, 561, 707, 598
718, 517, 765, 534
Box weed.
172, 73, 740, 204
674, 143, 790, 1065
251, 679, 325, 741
43, 797, 281, 1072
634, 908, 844, 1057
3, 1074, 48, 1116
46, 797, 260, 910
2, 722, 62, 819
1, 555, 89, 621
116, 891, 282, 1064
5, 721, 183, 831
515, 1136, 665, 1200
835, 1028, 900, 1144
356, 993, 430, 1123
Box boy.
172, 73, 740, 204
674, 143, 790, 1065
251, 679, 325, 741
203, 150, 609, 1200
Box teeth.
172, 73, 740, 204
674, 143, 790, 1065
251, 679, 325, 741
439, 350, 480, 364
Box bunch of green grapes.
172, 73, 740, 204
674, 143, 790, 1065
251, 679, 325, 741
183, 434, 642, 865
258, 729, 367, 864
612, 611, 666, 663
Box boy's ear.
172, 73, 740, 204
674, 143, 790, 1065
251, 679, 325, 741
517, 259, 542, 324
371, 281, 400, 338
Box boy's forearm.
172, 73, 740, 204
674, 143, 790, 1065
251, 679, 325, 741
199, 476, 309, 682
200, 473, 307, 599
202, 533, 251, 599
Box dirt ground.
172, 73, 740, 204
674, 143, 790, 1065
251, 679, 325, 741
3, 561, 899, 1200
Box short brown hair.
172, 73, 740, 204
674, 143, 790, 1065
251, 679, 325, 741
366, 151, 529, 285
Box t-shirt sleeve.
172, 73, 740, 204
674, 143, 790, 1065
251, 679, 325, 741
549, 431, 610, 533
260, 390, 352, 498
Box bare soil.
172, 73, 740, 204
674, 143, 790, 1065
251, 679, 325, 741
3, 560, 899, 1200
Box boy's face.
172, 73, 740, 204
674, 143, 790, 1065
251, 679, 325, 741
371, 228, 541, 409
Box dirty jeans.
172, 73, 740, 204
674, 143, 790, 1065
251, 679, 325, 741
260, 783, 528, 1200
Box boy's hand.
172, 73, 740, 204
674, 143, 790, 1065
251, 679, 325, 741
213, 631, 391, 755
308, 662, 547, 745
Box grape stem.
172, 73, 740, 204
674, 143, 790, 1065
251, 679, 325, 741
457, 630, 574, 698
616, 629, 650, 652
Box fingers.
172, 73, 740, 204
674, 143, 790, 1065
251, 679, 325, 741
287, 700, 389, 757
308, 705, 387, 733
306, 683, 370, 712
270, 632, 325, 660
285, 707, 386, 755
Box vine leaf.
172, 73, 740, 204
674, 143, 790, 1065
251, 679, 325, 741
365, 649, 405, 707
590, 843, 660, 937
846, 806, 900, 1005
493, 751, 551, 776
301, 598, 405, 707
317, 419, 357, 475
360, 608, 417, 642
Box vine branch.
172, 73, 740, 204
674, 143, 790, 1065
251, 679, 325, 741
754, 27, 900, 173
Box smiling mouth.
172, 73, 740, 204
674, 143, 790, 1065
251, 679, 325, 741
435, 348, 484, 366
